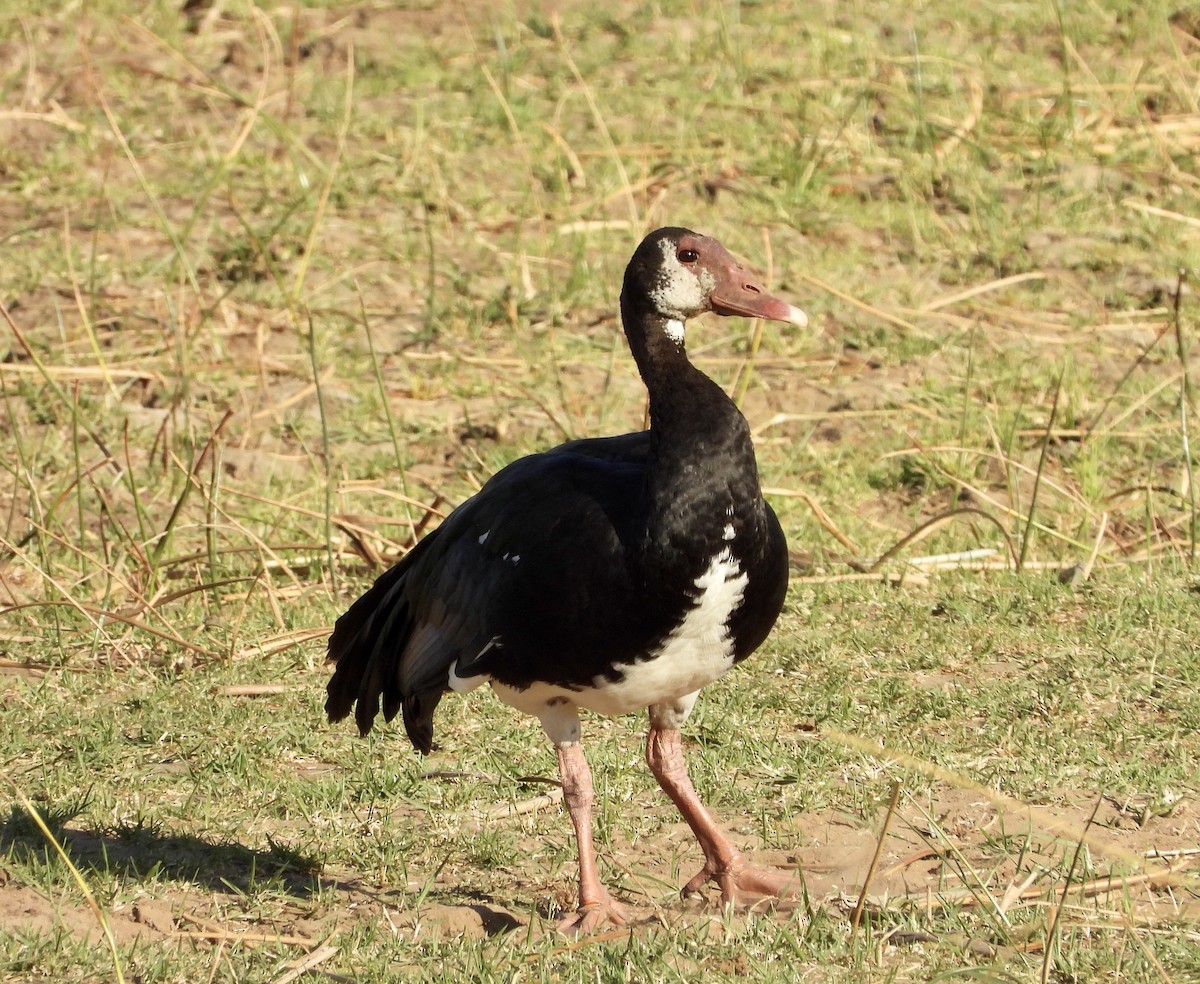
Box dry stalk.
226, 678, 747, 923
826, 729, 1198, 890
551, 14, 640, 228
851, 780, 902, 938
796, 271, 926, 335
1171, 271, 1196, 561
1041, 796, 1104, 984
271, 943, 339, 984
920, 272, 1048, 312
4, 779, 128, 984
923, 859, 1194, 912
883, 444, 1094, 514
486, 788, 564, 820
860, 507, 1019, 573
764, 487, 861, 554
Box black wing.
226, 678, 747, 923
326, 433, 668, 753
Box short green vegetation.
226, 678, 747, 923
1, 0, 1197, 980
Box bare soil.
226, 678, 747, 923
3, 779, 1195, 947
3, 0, 1198, 968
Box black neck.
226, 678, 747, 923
620, 291, 765, 551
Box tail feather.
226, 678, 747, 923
326, 532, 458, 755
401, 691, 442, 754
326, 560, 413, 736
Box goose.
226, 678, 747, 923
327, 227, 808, 931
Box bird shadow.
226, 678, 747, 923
1, 799, 336, 900
2, 799, 527, 938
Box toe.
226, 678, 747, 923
680, 861, 718, 898
681, 861, 803, 908
735, 865, 803, 900
557, 898, 628, 935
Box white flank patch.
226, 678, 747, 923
447, 659, 487, 694
447, 636, 501, 694
491, 549, 747, 724
477, 530, 489, 545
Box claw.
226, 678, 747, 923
556, 894, 629, 935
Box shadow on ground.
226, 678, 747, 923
1, 800, 332, 900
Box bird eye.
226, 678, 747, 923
677, 248, 699, 263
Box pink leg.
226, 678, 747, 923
646, 727, 800, 906
555, 743, 629, 934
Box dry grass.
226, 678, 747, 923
2, 0, 1199, 980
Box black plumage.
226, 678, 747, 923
326, 227, 809, 931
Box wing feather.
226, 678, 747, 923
326, 435, 654, 753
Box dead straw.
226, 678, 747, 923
850, 780, 901, 938
1171, 271, 1196, 562
1040, 796, 1104, 984
1018, 368, 1064, 571
4, 779, 127, 984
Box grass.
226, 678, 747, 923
2, 0, 1200, 980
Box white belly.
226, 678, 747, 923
492, 548, 748, 720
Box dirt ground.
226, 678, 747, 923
2, 776, 1196, 949
3, 0, 1199, 971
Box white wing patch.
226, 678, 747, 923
490, 548, 747, 724
447, 636, 501, 694
447, 659, 487, 694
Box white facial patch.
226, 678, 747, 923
649, 237, 716, 332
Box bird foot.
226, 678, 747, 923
556, 894, 629, 935
681, 858, 802, 908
